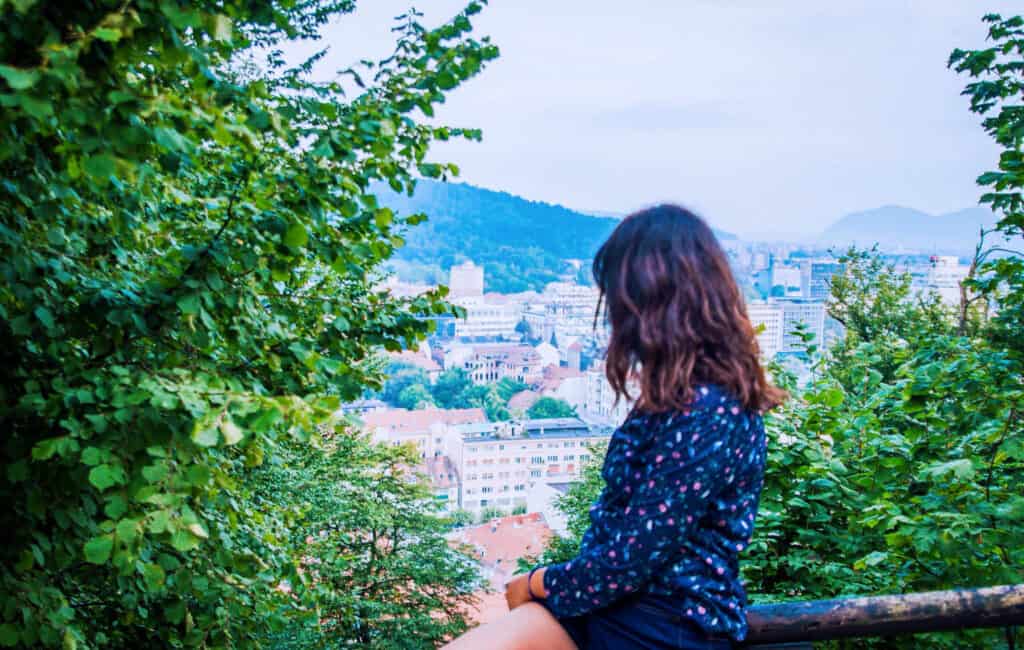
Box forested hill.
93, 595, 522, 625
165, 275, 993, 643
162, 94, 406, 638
819, 205, 996, 253
378, 180, 735, 293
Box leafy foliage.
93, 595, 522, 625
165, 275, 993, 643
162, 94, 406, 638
0, 1, 496, 647
380, 180, 737, 293
526, 396, 577, 419
376, 364, 512, 421
258, 433, 482, 649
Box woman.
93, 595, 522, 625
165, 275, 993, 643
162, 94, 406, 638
444, 204, 784, 649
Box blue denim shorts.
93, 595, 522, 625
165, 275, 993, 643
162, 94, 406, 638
539, 597, 734, 650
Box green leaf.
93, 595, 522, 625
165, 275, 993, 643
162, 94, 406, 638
34, 306, 55, 329
212, 14, 232, 41
191, 423, 218, 447
88, 464, 124, 491
84, 535, 114, 564
177, 294, 200, 315
83, 154, 116, 179
94, 27, 122, 42
170, 529, 199, 552
0, 64, 39, 89
220, 419, 243, 445
284, 223, 308, 249
142, 562, 166, 591
186, 522, 209, 539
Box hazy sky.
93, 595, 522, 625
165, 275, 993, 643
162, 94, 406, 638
286, 1, 1015, 236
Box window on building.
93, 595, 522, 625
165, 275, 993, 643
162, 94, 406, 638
547, 455, 558, 462
531, 456, 544, 464
530, 470, 542, 478
564, 455, 575, 461
481, 486, 493, 494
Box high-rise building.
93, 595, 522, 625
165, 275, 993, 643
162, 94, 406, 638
449, 260, 484, 298
747, 302, 784, 359
802, 260, 844, 300
774, 298, 826, 352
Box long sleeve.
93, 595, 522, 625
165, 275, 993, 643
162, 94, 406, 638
541, 405, 741, 618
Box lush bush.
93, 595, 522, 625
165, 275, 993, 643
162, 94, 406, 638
526, 396, 577, 419
0, 1, 496, 647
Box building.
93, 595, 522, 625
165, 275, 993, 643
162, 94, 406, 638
451, 418, 606, 515
452, 296, 520, 340
449, 260, 484, 298
421, 455, 460, 512
802, 260, 844, 300
771, 264, 804, 297
448, 513, 553, 624
774, 299, 826, 353
445, 343, 544, 385
582, 360, 633, 426
747, 302, 784, 359
361, 407, 488, 459
543, 282, 600, 320
927, 255, 968, 306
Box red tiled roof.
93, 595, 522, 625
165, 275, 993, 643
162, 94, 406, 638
540, 364, 584, 392
361, 407, 486, 433
390, 349, 441, 372
450, 513, 554, 625
507, 390, 540, 411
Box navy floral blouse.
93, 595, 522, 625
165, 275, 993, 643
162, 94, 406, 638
541, 383, 766, 642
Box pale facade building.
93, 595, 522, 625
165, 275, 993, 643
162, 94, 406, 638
773, 299, 827, 353
445, 343, 544, 385
582, 360, 633, 427
452, 296, 520, 340
451, 418, 607, 515
747, 302, 784, 359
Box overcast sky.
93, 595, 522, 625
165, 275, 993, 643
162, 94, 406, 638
286, 1, 1014, 237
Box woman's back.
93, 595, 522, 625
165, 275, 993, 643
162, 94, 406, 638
543, 383, 766, 640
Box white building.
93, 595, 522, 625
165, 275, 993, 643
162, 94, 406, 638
452, 296, 520, 340
771, 265, 804, 297
773, 299, 826, 353
927, 255, 968, 306
445, 343, 544, 385
747, 302, 784, 359
543, 282, 601, 320
449, 260, 484, 298
452, 418, 607, 515
582, 360, 633, 426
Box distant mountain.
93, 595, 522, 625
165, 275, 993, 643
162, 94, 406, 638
378, 180, 735, 293
819, 205, 997, 254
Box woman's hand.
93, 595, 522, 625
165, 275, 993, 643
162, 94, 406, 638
505, 568, 547, 610
504, 573, 532, 610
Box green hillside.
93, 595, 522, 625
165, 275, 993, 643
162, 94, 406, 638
379, 180, 734, 293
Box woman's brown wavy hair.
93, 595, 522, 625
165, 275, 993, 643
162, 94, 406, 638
593, 204, 786, 414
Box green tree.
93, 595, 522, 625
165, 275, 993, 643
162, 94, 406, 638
950, 13, 1024, 354
431, 367, 473, 409
381, 361, 431, 407
260, 432, 481, 649
495, 377, 529, 401
0, 1, 496, 646
398, 383, 435, 410
526, 396, 577, 419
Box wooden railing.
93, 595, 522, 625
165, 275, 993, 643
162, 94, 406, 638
744, 584, 1024, 648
